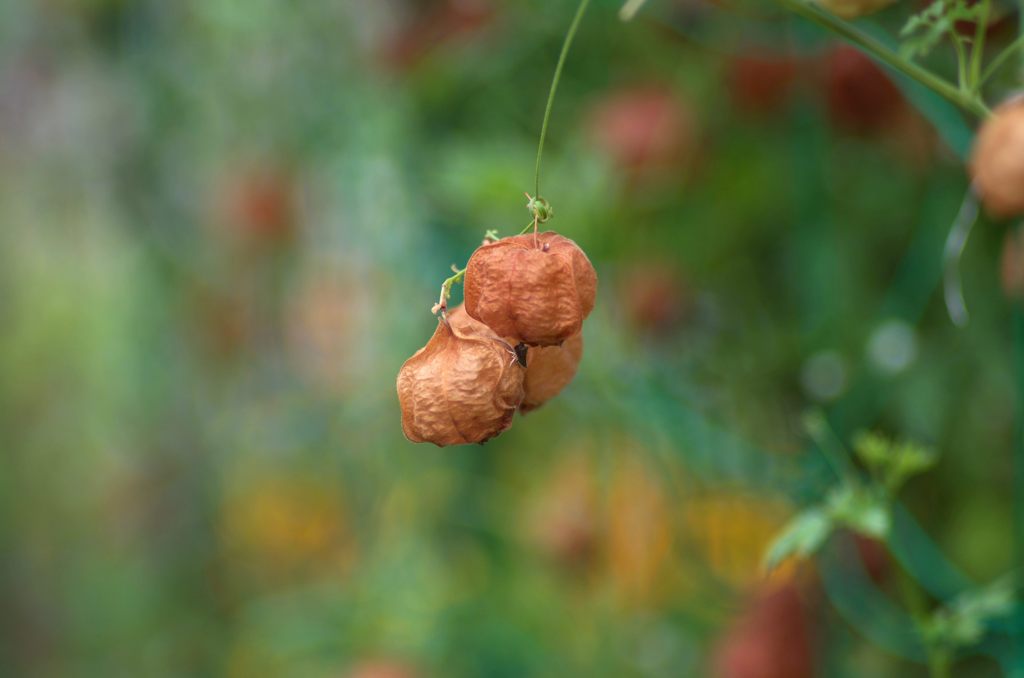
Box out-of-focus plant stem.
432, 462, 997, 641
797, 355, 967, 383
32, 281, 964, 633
776, 0, 991, 118
968, 0, 990, 92
950, 29, 969, 91
534, 0, 591, 199
980, 33, 1024, 85
927, 649, 952, 678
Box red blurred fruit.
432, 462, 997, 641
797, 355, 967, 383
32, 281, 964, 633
380, 0, 496, 72
823, 45, 904, 134
853, 534, 890, 584
618, 263, 692, 337
586, 85, 696, 178
727, 53, 802, 116
712, 583, 815, 678
216, 166, 298, 247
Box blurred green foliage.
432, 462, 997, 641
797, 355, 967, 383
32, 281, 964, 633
1, 0, 1023, 676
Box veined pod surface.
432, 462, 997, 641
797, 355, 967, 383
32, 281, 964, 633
397, 306, 524, 446
971, 97, 1024, 219
464, 231, 597, 346
521, 332, 583, 413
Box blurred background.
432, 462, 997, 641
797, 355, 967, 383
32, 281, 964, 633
2, 0, 1022, 675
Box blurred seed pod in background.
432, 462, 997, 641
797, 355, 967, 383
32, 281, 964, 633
397, 305, 524, 446
379, 0, 497, 73
711, 582, 816, 678
520, 332, 583, 413
726, 52, 803, 117
971, 97, 1024, 219
212, 163, 300, 251
585, 84, 698, 182
464, 231, 597, 347
823, 45, 904, 136
617, 262, 694, 339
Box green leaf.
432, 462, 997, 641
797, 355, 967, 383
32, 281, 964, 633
853, 431, 937, 492
619, 0, 647, 21
852, 431, 892, 473
826, 483, 892, 539
762, 508, 833, 571
921, 577, 1016, 649
899, 0, 985, 59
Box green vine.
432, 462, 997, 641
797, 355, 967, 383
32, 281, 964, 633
776, 0, 991, 118
431, 0, 590, 315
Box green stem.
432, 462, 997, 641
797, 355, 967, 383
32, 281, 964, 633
895, 563, 953, 678
927, 647, 952, 678
436, 267, 466, 313
980, 33, 1024, 85
968, 0, 990, 91
776, 0, 991, 118
950, 31, 968, 91
534, 0, 591, 199
804, 411, 857, 480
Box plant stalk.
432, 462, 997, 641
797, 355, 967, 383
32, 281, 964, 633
968, 0, 990, 91
776, 0, 991, 118
534, 0, 592, 199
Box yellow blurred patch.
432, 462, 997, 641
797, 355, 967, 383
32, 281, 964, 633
680, 491, 795, 591
605, 455, 674, 606
219, 474, 355, 586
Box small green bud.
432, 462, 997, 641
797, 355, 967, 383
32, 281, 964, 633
526, 195, 553, 223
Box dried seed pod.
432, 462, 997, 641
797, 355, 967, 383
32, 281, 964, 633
396, 305, 524, 446
520, 332, 583, 413
971, 98, 1024, 219
464, 231, 597, 346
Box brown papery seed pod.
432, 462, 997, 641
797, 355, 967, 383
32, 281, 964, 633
520, 332, 583, 413
397, 306, 524, 446
971, 97, 1024, 219
464, 231, 597, 346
